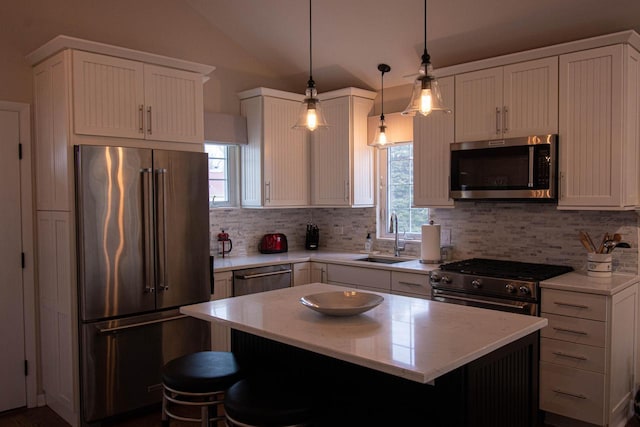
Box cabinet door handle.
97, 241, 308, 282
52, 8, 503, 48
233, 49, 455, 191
138, 105, 144, 133
552, 327, 587, 335
495, 107, 501, 135
551, 389, 587, 400
147, 106, 152, 134
265, 181, 271, 203
344, 181, 349, 202
503, 106, 508, 132
551, 351, 587, 361
553, 301, 590, 309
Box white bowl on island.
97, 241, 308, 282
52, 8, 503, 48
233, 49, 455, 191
300, 291, 384, 316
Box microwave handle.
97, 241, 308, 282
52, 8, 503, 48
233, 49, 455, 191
528, 146, 534, 188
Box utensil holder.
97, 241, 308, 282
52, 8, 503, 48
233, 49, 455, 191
587, 253, 612, 277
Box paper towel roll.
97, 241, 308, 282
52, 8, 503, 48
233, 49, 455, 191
421, 224, 441, 263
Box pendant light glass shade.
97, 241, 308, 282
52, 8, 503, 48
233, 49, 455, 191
402, 0, 451, 117
293, 83, 328, 131
292, 0, 328, 131
369, 63, 394, 148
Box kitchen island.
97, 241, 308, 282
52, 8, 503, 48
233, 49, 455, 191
181, 283, 547, 426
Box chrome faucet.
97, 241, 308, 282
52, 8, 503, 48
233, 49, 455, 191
389, 212, 406, 257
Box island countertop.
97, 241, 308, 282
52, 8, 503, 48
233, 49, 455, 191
181, 283, 547, 384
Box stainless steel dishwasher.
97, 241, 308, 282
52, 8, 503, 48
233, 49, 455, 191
233, 264, 292, 296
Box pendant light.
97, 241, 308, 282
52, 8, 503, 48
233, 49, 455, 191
293, 0, 328, 131
402, 0, 451, 116
369, 63, 393, 149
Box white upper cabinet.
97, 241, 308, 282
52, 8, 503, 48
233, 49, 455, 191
73, 51, 204, 143
311, 88, 376, 207
413, 76, 455, 208
239, 88, 309, 208
455, 57, 558, 142
558, 45, 640, 210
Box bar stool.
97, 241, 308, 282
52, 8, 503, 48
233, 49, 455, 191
162, 351, 241, 427
223, 374, 316, 427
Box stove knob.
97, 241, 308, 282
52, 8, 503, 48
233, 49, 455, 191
472, 279, 482, 289
442, 275, 452, 284
505, 283, 516, 294
430, 272, 441, 283
519, 286, 531, 295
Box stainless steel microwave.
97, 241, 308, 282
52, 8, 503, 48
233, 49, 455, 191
450, 134, 557, 200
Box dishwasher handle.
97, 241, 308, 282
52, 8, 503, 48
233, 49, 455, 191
235, 269, 292, 280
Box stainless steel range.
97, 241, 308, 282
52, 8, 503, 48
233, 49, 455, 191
430, 258, 573, 316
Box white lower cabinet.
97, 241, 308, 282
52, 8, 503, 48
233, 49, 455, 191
326, 264, 430, 298
539, 284, 637, 426
326, 264, 391, 292
391, 271, 430, 299
310, 262, 327, 284
210, 271, 232, 351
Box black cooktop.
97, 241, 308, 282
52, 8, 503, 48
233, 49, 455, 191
439, 258, 573, 281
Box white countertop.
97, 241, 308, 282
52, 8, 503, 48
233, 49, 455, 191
213, 250, 441, 274
540, 271, 639, 295
181, 283, 547, 384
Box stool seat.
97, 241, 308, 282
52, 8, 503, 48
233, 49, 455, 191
162, 351, 240, 393
224, 375, 315, 426
161, 351, 241, 427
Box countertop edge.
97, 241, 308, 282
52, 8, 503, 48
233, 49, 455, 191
540, 271, 639, 295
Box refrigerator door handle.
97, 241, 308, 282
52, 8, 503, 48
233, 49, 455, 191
97, 314, 188, 334
142, 168, 155, 294
156, 168, 169, 292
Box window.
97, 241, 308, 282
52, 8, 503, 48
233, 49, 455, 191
378, 144, 429, 239
205, 143, 238, 207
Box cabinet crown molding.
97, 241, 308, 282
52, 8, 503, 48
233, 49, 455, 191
317, 87, 377, 101
434, 29, 640, 77
26, 35, 215, 76
237, 87, 305, 102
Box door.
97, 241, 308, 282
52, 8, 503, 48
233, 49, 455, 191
154, 150, 210, 309
0, 109, 26, 411
143, 64, 204, 143
455, 67, 503, 142
76, 145, 155, 321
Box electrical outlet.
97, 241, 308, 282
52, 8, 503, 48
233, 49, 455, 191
441, 228, 451, 245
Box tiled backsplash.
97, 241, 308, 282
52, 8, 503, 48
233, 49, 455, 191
210, 203, 639, 274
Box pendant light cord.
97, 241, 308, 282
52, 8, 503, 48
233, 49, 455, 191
421, 0, 430, 64
381, 70, 385, 120
307, 0, 314, 87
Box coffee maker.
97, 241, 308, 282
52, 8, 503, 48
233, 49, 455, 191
217, 229, 233, 257
305, 223, 319, 250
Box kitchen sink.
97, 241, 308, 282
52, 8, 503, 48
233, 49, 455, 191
355, 256, 409, 264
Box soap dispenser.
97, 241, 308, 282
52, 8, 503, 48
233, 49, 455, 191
364, 233, 373, 252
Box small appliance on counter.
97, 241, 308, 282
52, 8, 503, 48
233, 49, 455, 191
305, 223, 319, 250
259, 233, 288, 253
217, 229, 233, 257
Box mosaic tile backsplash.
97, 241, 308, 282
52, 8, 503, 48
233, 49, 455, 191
210, 203, 639, 274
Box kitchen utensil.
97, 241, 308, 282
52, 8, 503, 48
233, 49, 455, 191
597, 232, 609, 254
579, 231, 596, 253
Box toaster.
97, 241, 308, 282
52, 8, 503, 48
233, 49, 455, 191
258, 233, 288, 254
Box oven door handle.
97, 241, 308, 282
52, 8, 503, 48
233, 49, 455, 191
432, 292, 530, 312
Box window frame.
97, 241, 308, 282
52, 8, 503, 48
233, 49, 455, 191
377, 143, 428, 240
205, 143, 239, 208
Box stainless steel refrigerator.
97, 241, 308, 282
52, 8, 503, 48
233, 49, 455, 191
75, 145, 211, 424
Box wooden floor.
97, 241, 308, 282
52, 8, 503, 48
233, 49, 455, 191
0, 405, 226, 427
2, 405, 640, 427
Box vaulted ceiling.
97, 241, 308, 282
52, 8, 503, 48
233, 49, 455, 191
187, 0, 640, 91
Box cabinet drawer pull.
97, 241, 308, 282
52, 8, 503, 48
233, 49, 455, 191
551, 351, 587, 361
398, 281, 422, 287
553, 301, 590, 309
552, 388, 587, 400
552, 327, 587, 335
